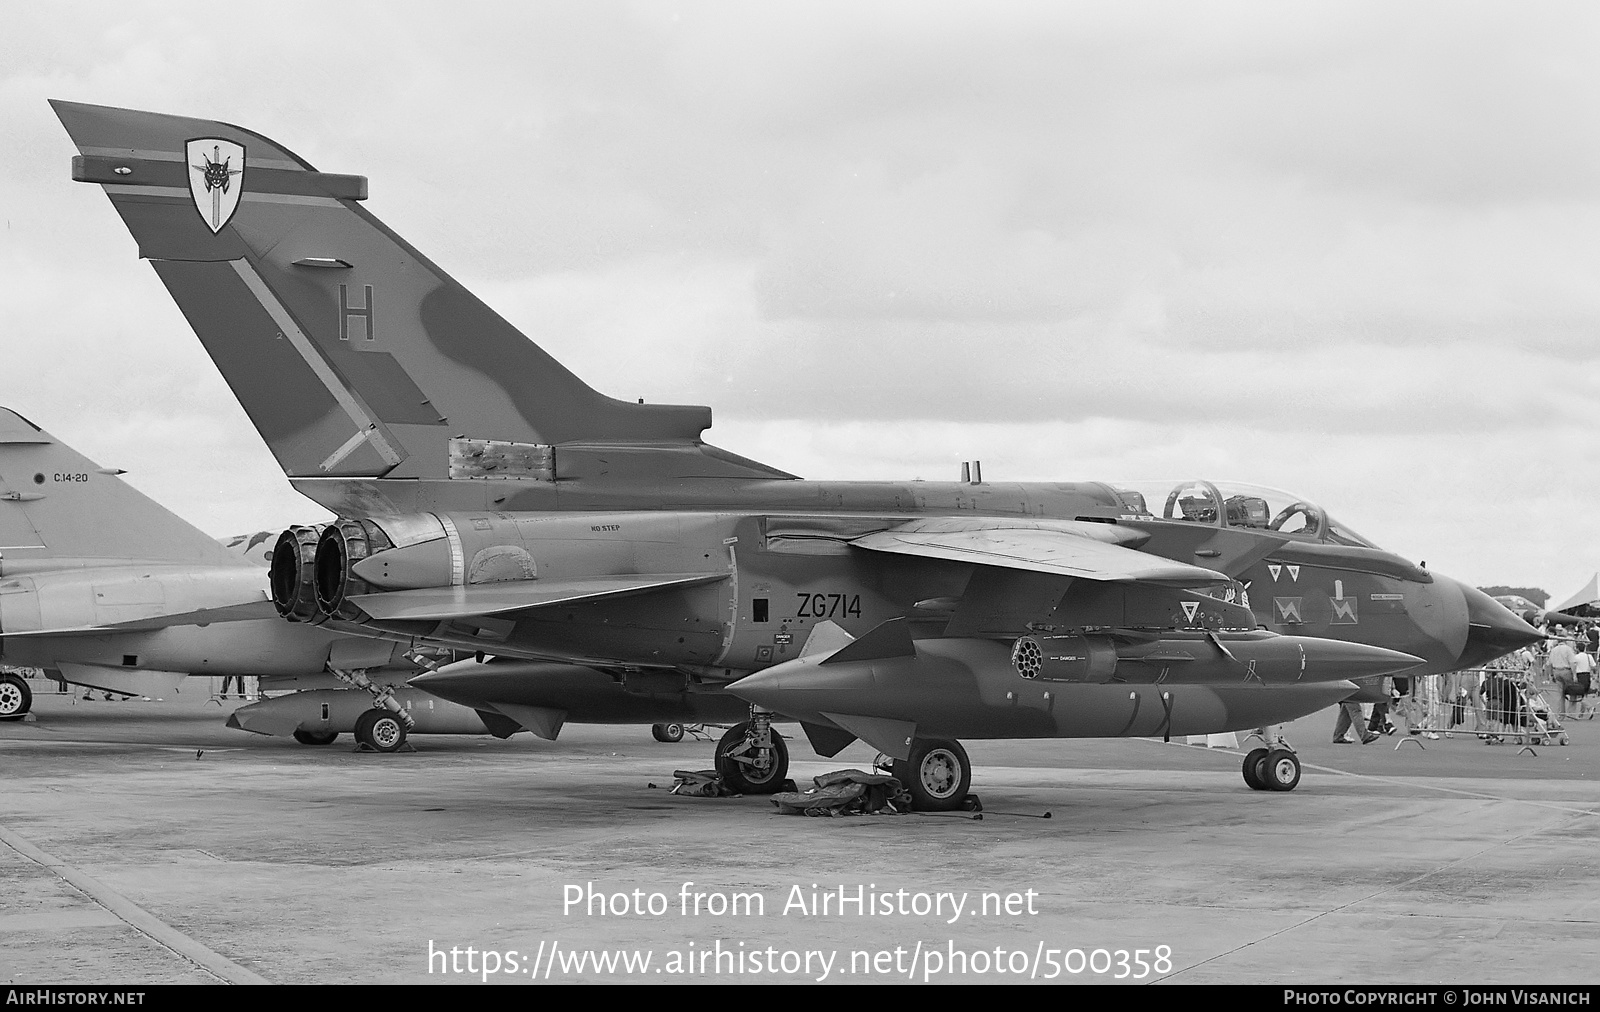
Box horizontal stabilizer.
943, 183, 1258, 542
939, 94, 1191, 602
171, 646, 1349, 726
853, 519, 1227, 586
346, 572, 727, 622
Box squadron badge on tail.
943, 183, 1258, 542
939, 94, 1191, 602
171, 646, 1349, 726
185, 138, 244, 233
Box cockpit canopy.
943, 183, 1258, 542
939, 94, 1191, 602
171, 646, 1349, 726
1100, 480, 1380, 549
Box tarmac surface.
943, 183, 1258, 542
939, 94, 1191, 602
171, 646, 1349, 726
2, 682, 1598, 985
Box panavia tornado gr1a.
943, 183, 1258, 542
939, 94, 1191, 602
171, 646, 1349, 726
53, 100, 1540, 808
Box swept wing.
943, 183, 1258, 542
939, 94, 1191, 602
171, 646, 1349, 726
851, 517, 1228, 587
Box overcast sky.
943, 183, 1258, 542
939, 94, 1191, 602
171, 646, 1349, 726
1, 1, 1595, 598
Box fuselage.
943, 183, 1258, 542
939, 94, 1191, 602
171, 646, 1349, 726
293, 474, 1532, 683
0, 559, 410, 687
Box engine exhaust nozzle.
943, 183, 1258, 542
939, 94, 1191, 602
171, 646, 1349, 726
313, 519, 393, 621
270, 526, 327, 623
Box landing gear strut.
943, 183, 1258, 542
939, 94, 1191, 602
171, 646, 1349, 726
329, 666, 414, 752
892, 738, 972, 811
714, 710, 789, 793
0, 673, 31, 721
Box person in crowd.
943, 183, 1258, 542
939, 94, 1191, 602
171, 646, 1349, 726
1546, 637, 1577, 721
1333, 697, 1379, 744
1403, 674, 1441, 739
1570, 645, 1594, 719
1366, 677, 1396, 736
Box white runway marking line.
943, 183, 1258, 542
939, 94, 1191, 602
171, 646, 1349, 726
1143, 737, 1600, 817
0, 741, 247, 753
0, 821, 271, 984
1139, 737, 1597, 982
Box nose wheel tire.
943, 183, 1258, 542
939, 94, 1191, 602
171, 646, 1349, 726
1261, 748, 1301, 791
714, 722, 789, 794
1242, 747, 1270, 790
652, 722, 685, 743
892, 738, 972, 811
293, 729, 339, 746
0, 674, 31, 721
354, 708, 408, 753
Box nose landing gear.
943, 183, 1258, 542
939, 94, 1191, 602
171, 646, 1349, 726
714, 711, 790, 794
1242, 747, 1301, 791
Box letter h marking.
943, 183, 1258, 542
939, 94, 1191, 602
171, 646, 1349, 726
339, 284, 375, 342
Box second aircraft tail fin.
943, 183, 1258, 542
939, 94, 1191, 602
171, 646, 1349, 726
0, 407, 239, 567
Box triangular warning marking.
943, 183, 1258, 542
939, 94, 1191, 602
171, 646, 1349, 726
1181, 601, 1200, 623
1268, 564, 1282, 581
1287, 565, 1300, 581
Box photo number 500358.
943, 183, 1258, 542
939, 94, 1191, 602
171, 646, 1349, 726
795, 593, 863, 619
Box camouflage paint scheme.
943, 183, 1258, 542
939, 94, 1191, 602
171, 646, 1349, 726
52, 102, 1539, 769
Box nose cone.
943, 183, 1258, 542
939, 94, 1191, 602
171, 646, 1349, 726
407, 665, 488, 709
1458, 583, 1544, 667
726, 655, 874, 716
726, 658, 820, 711
225, 698, 299, 737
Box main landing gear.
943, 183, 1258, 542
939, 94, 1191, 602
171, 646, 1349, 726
714, 711, 789, 794
353, 708, 409, 753
1242, 747, 1301, 791
708, 707, 979, 811
329, 666, 414, 753
652, 722, 685, 743
891, 738, 972, 812
0, 673, 31, 721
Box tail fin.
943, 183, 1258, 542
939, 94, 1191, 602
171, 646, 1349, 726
52, 100, 792, 501
0, 408, 238, 566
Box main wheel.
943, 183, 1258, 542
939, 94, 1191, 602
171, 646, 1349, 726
1261, 748, 1301, 792
293, 728, 339, 746
354, 709, 408, 753
0, 674, 31, 721
714, 722, 789, 794
1242, 747, 1270, 790
892, 738, 972, 811
652, 722, 685, 743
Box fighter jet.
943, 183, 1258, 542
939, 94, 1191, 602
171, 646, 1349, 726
52, 100, 1540, 807
0, 405, 445, 746
0, 405, 745, 749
